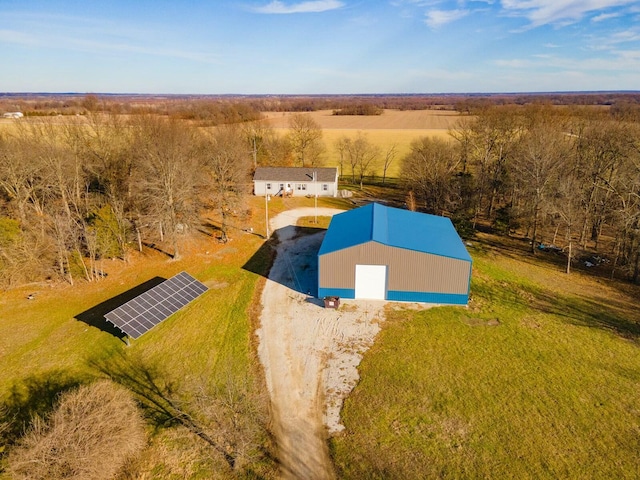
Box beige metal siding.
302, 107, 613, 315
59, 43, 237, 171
319, 241, 470, 293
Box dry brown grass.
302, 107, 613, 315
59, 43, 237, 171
6, 380, 145, 480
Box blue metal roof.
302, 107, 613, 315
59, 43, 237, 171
319, 203, 472, 262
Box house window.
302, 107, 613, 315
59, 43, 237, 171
279, 183, 284, 189
322, 184, 328, 191
296, 184, 307, 191
266, 183, 271, 190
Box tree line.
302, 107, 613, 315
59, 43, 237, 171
401, 105, 640, 282
5, 92, 639, 119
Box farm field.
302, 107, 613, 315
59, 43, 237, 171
262, 109, 461, 130
330, 232, 640, 479
263, 109, 460, 177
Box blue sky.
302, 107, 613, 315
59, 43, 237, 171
1, 0, 639, 94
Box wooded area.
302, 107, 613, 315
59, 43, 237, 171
401, 104, 640, 282
0, 115, 259, 286
1, 98, 640, 286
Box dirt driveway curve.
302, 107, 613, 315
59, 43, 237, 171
256, 208, 385, 479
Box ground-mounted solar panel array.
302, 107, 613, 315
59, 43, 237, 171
105, 271, 208, 339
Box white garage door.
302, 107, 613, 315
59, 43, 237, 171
355, 264, 387, 300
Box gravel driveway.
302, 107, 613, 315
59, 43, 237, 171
256, 208, 385, 479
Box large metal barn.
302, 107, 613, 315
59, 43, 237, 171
317, 203, 472, 305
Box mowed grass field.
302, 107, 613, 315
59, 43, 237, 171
0, 198, 292, 477
331, 233, 640, 479
263, 109, 459, 178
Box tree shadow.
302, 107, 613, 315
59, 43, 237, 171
528, 286, 640, 340
142, 242, 173, 258
74, 276, 166, 340
87, 350, 279, 476
475, 232, 640, 297
88, 349, 183, 430
477, 273, 640, 340
242, 226, 325, 297
0, 370, 84, 447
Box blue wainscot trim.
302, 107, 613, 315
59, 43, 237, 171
387, 290, 469, 305
318, 287, 355, 299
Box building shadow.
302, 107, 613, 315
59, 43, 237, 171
74, 276, 166, 340
242, 226, 325, 297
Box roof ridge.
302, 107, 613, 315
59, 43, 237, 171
371, 203, 389, 244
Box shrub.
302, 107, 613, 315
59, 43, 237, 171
6, 381, 146, 480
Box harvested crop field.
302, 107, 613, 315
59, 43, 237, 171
263, 109, 459, 176
262, 109, 460, 130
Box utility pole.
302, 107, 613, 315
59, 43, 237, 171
314, 170, 318, 224
265, 193, 270, 239
253, 137, 257, 168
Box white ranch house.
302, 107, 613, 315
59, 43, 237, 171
253, 167, 339, 198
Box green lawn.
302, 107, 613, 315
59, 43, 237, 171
0, 217, 278, 478
331, 234, 640, 479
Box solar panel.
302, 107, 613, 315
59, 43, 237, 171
105, 271, 208, 339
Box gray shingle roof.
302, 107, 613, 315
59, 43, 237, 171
253, 167, 338, 182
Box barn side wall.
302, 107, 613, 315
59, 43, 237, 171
318, 241, 471, 301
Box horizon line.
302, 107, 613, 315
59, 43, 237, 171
1, 90, 640, 98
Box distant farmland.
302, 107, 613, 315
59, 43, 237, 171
263, 109, 460, 177
262, 108, 461, 130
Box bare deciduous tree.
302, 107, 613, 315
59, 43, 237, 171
287, 114, 324, 167
381, 143, 397, 185
401, 136, 460, 215
90, 351, 275, 476
242, 119, 293, 167
131, 116, 202, 259
352, 133, 379, 189
573, 119, 631, 249
512, 113, 570, 253
201, 126, 252, 243
83, 113, 135, 261
334, 136, 350, 178
451, 106, 521, 223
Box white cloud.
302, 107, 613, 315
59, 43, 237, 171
425, 8, 469, 28
390, 1, 442, 7
592, 12, 621, 21
608, 28, 640, 43
494, 49, 640, 72
500, 0, 638, 27
586, 27, 640, 51
251, 0, 345, 14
